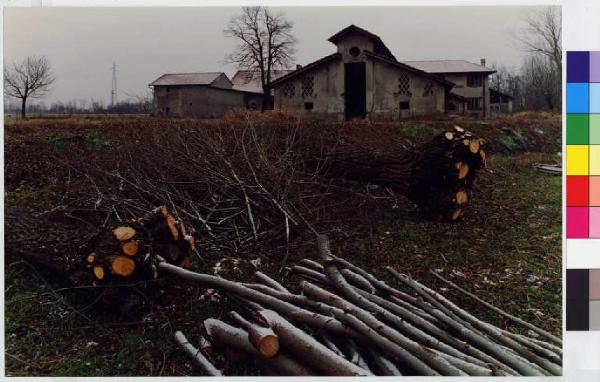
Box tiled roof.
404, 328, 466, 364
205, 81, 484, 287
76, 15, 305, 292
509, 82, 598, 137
231, 69, 294, 93
149, 72, 225, 86
402, 60, 496, 74
365, 52, 455, 88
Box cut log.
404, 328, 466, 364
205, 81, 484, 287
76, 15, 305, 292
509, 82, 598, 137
204, 319, 314, 375
257, 309, 372, 376
340, 268, 375, 294
366, 347, 402, 376
158, 262, 362, 339
469, 140, 480, 154
452, 209, 462, 221
228, 311, 280, 358
455, 191, 468, 205
108, 255, 136, 277
299, 281, 442, 376
157, 236, 559, 376
386, 267, 547, 376
254, 271, 289, 293
112, 226, 136, 241
83, 205, 196, 284
167, 215, 179, 240
456, 162, 469, 179
174, 330, 222, 376
93, 265, 105, 280
121, 240, 139, 257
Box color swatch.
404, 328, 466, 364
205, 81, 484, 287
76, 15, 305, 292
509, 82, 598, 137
566, 51, 600, 238
566, 269, 600, 331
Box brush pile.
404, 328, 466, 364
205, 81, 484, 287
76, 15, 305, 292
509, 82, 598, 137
75, 123, 485, 252
165, 235, 562, 376
5, 119, 487, 268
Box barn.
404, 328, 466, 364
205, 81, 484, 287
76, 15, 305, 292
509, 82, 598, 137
267, 25, 465, 120
149, 72, 263, 118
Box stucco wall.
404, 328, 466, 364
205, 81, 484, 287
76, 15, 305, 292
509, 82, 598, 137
371, 59, 445, 119
336, 33, 375, 61
153, 86, 262, 118
272, 59, 345, 119
211, 73, 234, 89
272, 55, 446, 120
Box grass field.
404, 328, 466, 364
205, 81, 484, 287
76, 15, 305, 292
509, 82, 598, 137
4, 112, 561, 376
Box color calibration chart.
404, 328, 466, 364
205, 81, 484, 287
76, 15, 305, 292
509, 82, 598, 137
567, 269, 600, 331
566, 52, 600, 333
566, 51, 600, 238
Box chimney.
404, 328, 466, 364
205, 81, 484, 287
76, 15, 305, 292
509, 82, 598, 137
296, 64, 303, 70
480, 58, 486, 67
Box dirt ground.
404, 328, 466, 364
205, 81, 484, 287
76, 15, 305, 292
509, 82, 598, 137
4, 111, 561, 376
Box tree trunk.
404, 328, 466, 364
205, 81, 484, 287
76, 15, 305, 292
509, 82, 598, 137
21, 97, 27, 119
174, 331, 223, 376
326, 126, 485, 220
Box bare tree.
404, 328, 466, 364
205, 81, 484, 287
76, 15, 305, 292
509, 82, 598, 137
519, 7, 561, 71
224, 7, 296, 109
513, 7, 561, 112
4, 55, 55, 119
521, 55, 560, 111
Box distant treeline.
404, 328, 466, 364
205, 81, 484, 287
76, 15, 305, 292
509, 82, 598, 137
4, 98, 153, 116
490, 55, 561, 113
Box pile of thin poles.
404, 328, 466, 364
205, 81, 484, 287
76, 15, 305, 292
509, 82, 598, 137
164, 235, 562, 376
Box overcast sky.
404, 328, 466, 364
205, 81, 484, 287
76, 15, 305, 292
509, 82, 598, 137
4, 6, 553, 106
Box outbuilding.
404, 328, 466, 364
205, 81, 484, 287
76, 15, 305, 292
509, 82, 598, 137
149, 72, 263, 118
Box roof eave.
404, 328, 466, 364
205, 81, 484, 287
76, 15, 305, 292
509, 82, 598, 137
428, 70, 497, 75
266, 53, 342, 88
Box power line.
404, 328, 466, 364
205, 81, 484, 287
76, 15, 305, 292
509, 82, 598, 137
111, 62, 118, 106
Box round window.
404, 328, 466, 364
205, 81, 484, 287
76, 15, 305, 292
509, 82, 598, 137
349, 47, 360, 57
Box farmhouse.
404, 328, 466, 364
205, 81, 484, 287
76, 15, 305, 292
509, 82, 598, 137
149, 72, 263, 118
403, 59, 496, 117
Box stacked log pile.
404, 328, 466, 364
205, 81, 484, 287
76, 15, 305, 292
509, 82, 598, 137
327, 125, 486, 220
83, 205, 196, 283
167, 235, 561, 376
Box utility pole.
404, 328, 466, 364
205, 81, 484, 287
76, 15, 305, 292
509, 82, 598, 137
111, 62, 118, 107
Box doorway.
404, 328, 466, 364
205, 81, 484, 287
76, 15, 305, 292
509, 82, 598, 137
344, 62, 366, 119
